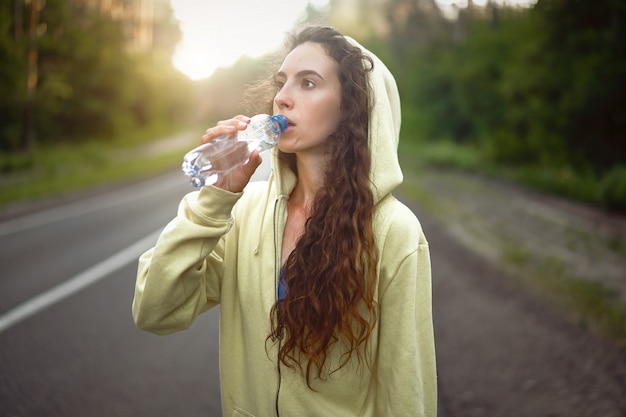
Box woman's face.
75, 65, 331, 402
273, 42, 342, 157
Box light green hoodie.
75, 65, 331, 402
133, 38, 436, 417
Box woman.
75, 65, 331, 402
133, 26, 436, 416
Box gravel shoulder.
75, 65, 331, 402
397, 167, 626, 417
401, 167, 626, 329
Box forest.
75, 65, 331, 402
0, 0, 192, 151
1, 0, 625, 210
343, 0, 626, 211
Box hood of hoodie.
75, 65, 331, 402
270, 36, 403, 205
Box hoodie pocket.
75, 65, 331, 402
232, 406, 256, 417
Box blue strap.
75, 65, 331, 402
278, 268, 287, 301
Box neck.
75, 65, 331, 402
290, 154, 326, 209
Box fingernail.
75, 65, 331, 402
238, 121, 247, 128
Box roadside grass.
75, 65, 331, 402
538, 265, 626, 342
399, 139, 626, 214
400, 139, 626, 343
0, 125, 197, 208
503, 243, 626, 342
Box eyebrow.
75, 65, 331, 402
275, 69, 325, 80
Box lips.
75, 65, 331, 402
281, 116, 296, 132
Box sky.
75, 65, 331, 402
170, 0, 536, 81
170, 0, 330, 80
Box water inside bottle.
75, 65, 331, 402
182, 135, 252, 187
182, 114, 287, 187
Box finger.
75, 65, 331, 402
216, 115, 250, 128
201, 116, 251, 144
217, 114, 250, 125
200, 124, 236, 144
213, 150, 262, 193
242, 150, 262, 176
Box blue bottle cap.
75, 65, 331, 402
271, 115, 288, 133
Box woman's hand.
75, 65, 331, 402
200, 115, 263, 193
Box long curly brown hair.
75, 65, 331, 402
266, 26, 378, 388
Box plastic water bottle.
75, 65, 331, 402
182, 114, 288, 187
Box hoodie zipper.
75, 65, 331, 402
275, 329, 283, 417
273, 198, 283, 417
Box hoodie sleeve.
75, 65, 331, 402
375, 202, 437, 416
132, 185, 241, 335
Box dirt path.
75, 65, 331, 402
398, 168, 626, 417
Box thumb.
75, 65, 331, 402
241, 150, 262, 177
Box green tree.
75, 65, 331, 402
0, 1, 27, 151
527, 0, 626, 171
36, 1, 135, 141
1, 0, 193, 152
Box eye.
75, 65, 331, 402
302, 79, 315, 89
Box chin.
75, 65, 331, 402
277, 147, 296, 155
277, 141, 296, 154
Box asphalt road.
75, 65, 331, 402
0, 172, 222, 416
1, 168, 625, 417
412, 201, 626, 417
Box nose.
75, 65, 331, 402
274, 86, 293, 111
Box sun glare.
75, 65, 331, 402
171, 0, 330, 80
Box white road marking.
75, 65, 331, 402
0, 173, 182, 237
0, 229, 161, 334
0, 154, 271, 333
